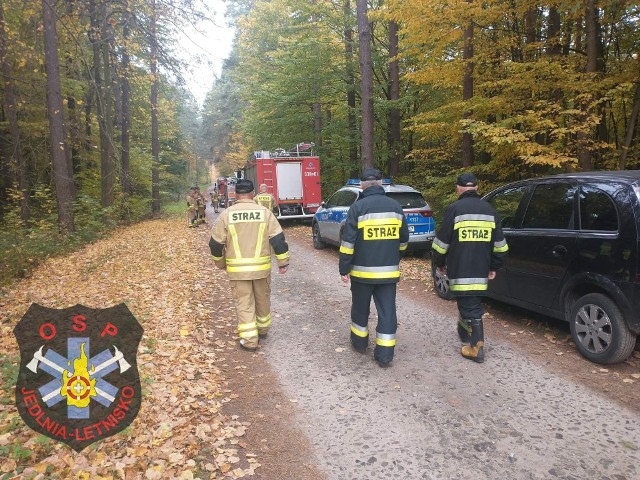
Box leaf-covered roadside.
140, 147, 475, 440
0, 217, 259, 479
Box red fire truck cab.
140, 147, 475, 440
245, 144, 322, 220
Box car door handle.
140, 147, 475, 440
552, 245, 568, 257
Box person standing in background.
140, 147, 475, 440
212, 189, 220, 213
186, 187, 197, 227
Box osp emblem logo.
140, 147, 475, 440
14, 303, 143, 452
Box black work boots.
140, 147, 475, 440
460, 318, 485, 363
457, 317, 472, 343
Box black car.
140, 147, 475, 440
432, 171, 640, 364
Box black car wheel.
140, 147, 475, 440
431, 258, 453, 300
568, 293, 637, 364
312, 222, 326, 249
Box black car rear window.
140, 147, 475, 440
579, 185, 618, 231
522, 183, 576, 229
386, 192, 427, 208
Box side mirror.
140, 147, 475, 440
321, 202, 326, 208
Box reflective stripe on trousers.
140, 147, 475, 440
230, 277, 272, 340
349, 281, 398, 363
256, 313, 272, 334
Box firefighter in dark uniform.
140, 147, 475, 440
339, 168, 410, 367
432, 172, 509, 363
209, 179, 290, 350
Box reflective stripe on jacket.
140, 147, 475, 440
254, 193, 276, 211
339, 185, 409, 284
432, 190, 508, 296
209, 199, 289, 280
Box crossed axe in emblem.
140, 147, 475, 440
26, 345, 131, 376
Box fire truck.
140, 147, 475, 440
216, 176, 237, 208
244, 143, 322, 220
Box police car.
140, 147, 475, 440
311, 179, 435, 253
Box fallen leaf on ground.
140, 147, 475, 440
0, 218, 261, 478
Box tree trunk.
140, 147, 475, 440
0, 132, 10, 212
542, 6, 564, 146
42, 0, 75, 233
150, 0, 160, 215
84, 82, 94, 151
524, 7, 536, 61
620, 82, 640, 170
387, 20, 401, 177
120, 10, 131, 195
578, 0, 605, 171
313, 103, 322, 147
100, 1, 114, 207
462, 0, 474, 168
546, 7, 562, 56
525, 7, 536, 44
89, 0, 109, 204
591, 4, 607, 145
356, 0, 373, 170
0, 0, 28, 223
309, 6, 322, 149
575, 16, 583, 52
585, 1, 604, 73
343, 0, 357, 166
110, 29, 121, 132
66, 95, 81, 177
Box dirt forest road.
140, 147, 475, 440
226, 214, 640, 480
2, 203, 638, 480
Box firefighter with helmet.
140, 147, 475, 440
209, 179, 290, 350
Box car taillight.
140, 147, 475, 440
420, 210, 433, 217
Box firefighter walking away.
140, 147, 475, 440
209, 179, 290, 350
432, 172, 508, 363
339, 168, 409, 367
254, 184, 277, 213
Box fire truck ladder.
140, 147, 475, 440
261, 157, 274, 191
